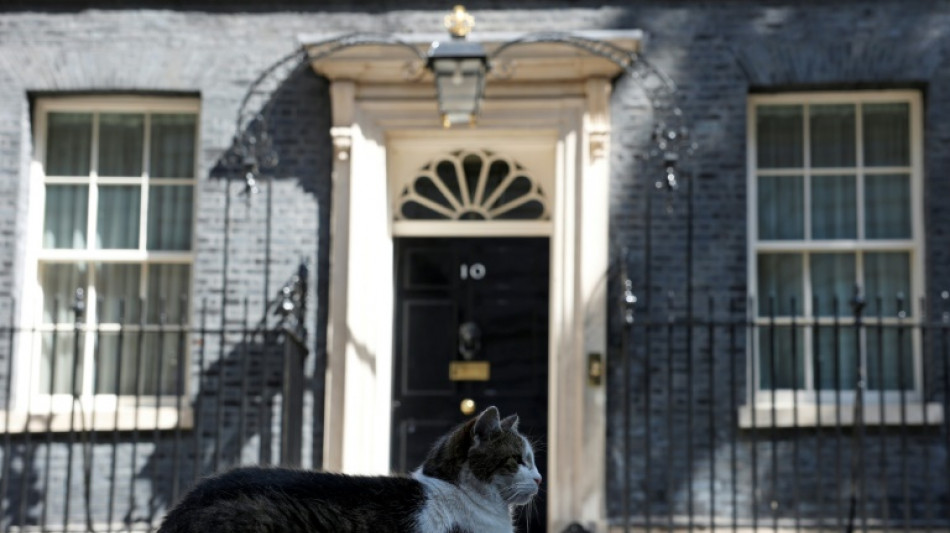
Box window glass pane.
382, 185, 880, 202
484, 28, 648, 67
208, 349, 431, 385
150, 114, 197, 178
813, 325, 857, 391
810, 104, 856, 167
40, 262, 86, 324
756, 105, 803, 168
462, 153, 482, 201
757, 253, 803, 316
436, 160, 462, 205
46, 112, 92, 176
866, 326, 914, 391
810, 253, 856, 317
758, 326, 804, 390
97, 332, 181, 395
147, 185, 193, 250
40, 331, 84, 395
147, 264, 191, 323
98, 113, 144, 177
141, 332, 184, 395
94, 333, 126, 395
95, 263, 141, 323
865, 174, 911, 239
96, 186, 141, 249
758, 175, 804, 240
863, 103, 910, 167
811, 175, 856, 239
864, 252, 911, 316
44, 185, 88, 249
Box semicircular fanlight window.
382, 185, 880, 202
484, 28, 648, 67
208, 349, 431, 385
396, 150, 549, 221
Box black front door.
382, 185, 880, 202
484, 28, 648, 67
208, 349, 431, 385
392, 237, 549, 532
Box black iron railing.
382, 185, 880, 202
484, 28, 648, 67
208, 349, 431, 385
2, 281, 948, 532
614, 290, 950, 532
0, 265, 310, 532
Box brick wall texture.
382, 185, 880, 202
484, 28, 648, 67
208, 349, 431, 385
0, 0, 948, 529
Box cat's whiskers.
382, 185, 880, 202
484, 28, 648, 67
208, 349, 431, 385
498, 480, 539, 507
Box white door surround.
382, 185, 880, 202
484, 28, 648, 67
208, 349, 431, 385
304, 29, 641, 531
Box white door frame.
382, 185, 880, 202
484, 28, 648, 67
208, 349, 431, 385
307, 31, 636, 530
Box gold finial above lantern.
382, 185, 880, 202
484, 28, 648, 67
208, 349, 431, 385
444, 5, 475, 38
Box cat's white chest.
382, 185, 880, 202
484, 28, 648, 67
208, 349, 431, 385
411, 472, 513, 533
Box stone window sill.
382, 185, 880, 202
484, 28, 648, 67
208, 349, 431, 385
0, 406, 193, 433
738, 402, 943, 429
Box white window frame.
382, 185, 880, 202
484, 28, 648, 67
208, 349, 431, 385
743, 90, 942, 427
9, 96, 200, 430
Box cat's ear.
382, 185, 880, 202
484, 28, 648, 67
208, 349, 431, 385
500, 414, 519, 432
473, 406, 502, 442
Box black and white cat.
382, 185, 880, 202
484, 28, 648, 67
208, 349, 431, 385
157, 406, 542, 533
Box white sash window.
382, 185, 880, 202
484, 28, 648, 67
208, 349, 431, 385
747, 91, 928, 421
23, 97, 198, 416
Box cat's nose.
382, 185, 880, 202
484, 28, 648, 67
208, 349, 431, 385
534, 476, 542, 487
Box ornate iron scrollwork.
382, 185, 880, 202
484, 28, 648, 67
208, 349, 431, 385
489, 31, 696, 201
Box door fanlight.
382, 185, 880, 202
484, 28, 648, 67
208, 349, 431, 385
396, 149, 549, 221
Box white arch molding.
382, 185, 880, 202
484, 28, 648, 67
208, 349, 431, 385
306, 29, 641, 531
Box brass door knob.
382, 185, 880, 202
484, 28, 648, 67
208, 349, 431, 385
460, 398, 477, 416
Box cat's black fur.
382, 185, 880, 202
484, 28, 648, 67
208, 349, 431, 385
157, 468, 428, 532
157, 406, 540, 533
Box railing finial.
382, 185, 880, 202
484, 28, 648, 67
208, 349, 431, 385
71, 288, 85, 323
850, 283, 866, 319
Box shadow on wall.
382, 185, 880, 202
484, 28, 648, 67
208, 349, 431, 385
125, 58, 333, 527
127, 334, 303, 527
204, 59, 333, 474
